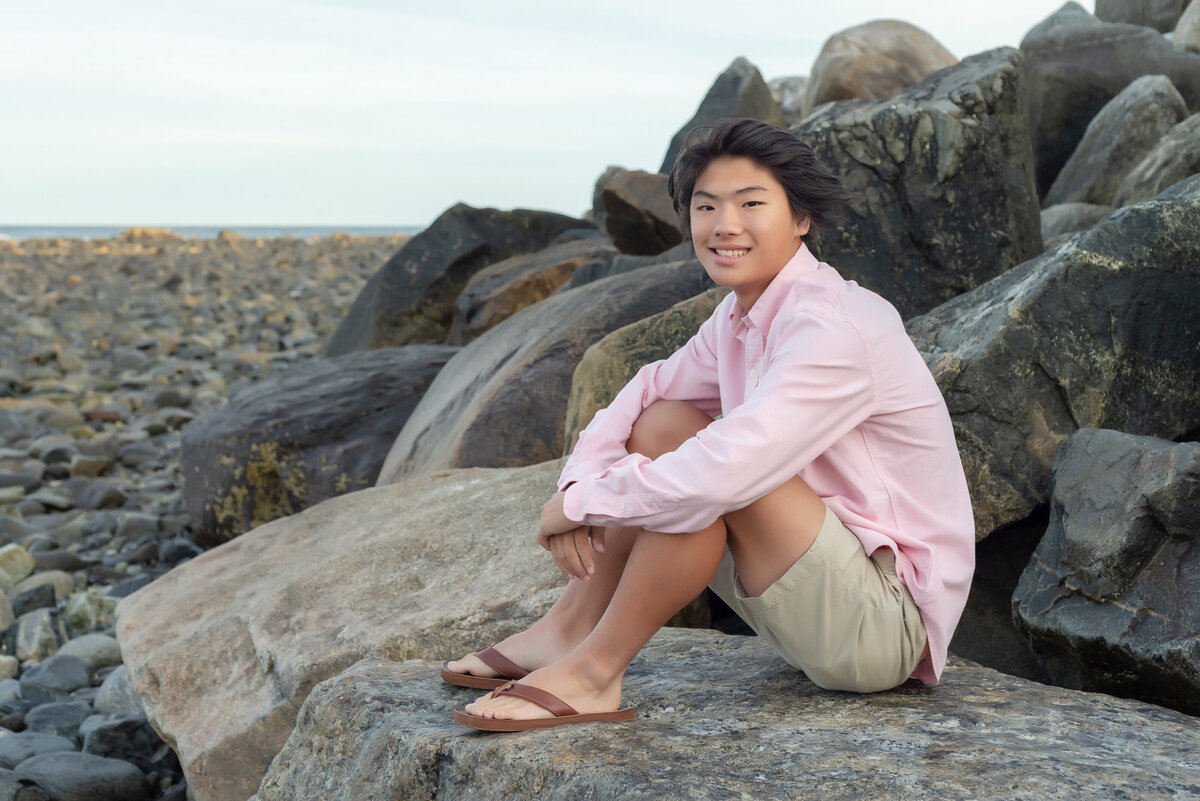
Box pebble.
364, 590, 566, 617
0, 732, 77, 769
24, 702, 92, 742
19, 655, 91, 705
0, 546, 35, 589
56, 634, 122, 671
14, 609, 68, 663
93, 667, 143, 716
14, 751, 150, 801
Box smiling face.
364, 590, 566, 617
690, 156, 810, 310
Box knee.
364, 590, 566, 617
627, 401, 713, 459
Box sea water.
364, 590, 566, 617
0, 225, 423, 241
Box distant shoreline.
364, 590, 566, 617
0, 224, 423, 242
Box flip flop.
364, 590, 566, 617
440, 646, 529, 690
452, 682, 636, 731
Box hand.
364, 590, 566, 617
537, 492, 606, 580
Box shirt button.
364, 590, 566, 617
620, 503, 626, 511
749, 369, 758, 378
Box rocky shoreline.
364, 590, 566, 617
0, 229, 410, 799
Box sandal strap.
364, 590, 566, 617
491, 682, 578, 717
474, 646, 528, 679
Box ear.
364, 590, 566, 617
795, 216, 811, 238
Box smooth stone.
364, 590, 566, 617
92, 667, 143, 716
14, 610, 68, 665
37, 446, 76, 467
1040, 202, 1114, 241
62, 595, 118, 635
114, 515, 157, 541
768, 74, 809, 127
74, 481, 128, 511
115, 444, 160, 470
67, 455, 108, 479
1095, 0, 1188, 31
156, 539, 201, 566
590, 168, 681, 256
0, 732, 77, 770
0, 766, 50, 801
251, 630, 1200, 801
30, 552, 87, 573
19, 490, 71, 514
1178, 0, 1200, 53
0, 475, 38, 493
19, 655, 90, 705
0, 520, 38, 546
0, 547, 34, 589
1113, 112, 1200, 206
0, 679, 21, 704
23, 702, 92, 742
13, 751, 149, 801
55, 634, 122, 671
8, 585, 54, 619
11, 572, 75, 602
82, 710, 178, 776
0, 488, 23, 505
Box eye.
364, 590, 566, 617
743, 200, 763, 207
693, 204, 714, 212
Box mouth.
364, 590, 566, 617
711, 247, 749, 259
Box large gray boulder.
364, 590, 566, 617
1040, 202, 1114, 243
325, 204, 590, 354
658, 57, 783, 173
560, 241, 695, 292
1020, 2, 1200, 197
1044, 74, 1189, 207
117, 460, 568, 801
591, 168, 683, 256
1014, 429, 1200, 715
906, 175, 1200, 539
1178, 0, 1200, 53
797, 47, 1042, 319
251, 630, 1200, 801
445, 238, 617, 346
1113, 112, 1200, 205
375, 260, 712, 484
180, 345, 458, 546
1095, 0, 1190, 31
803, 20, 958, 116
768, 75, 808, 127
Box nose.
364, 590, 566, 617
713, 205, 742, 236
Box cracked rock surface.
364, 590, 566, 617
1014, 428, 1200, 715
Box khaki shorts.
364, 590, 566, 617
708, 505, 927, 693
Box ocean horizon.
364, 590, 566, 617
0, 224, 424, 241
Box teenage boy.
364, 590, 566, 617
445, 117, 974, 731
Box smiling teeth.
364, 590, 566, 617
715, 249, 748, 257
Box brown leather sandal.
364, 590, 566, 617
440, 646, 529, 690
452, 682, 636, 731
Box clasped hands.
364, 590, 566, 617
537, 491, 605, 581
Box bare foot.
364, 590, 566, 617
461, 656, 624, 721
445, 617, 584, 680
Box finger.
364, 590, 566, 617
590, 526, 606, 554
560, 528, 588, 579
573, 527, 594, 576
549, 536, 572, 578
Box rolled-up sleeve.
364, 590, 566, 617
563, 312, 876, 533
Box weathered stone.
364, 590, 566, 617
804, 20, 958, 116
24, 701, 92, 742
19, 655, 90, 705
564, 288, 730, 452
63, 593, 117, 635
8, 584, 54, 619
116, 460, 570, 801
906, 175, 1200, 539
1014, 429, 1200, 714
181, 345, 456, 545
56, 633, 122, 670
446, 239, 617, 346
325, 205, 590, 354
1112, 113, 1200, 205
0, 546, 37, 589
14, 609, 68, 663
11, 571, 74, 602
560, 241, 695, 292
1177, 0, 1200, 53
768, 75, 808, 127
1095, 0, 1188, 31
798, 48, 1042, 318
659, 57, 783, 173
93, 666, 143, 716
1021, 2, 1200, 197
0, 733, 76, 770
83, 710, 178, 776
13, 752, 148, 801
592, 169, 682, 256
376, 261, 712, 483
74, 480, 128, 510
0, 768, 49, 801
1044, 74, 1189, 207
1040, 202, 1114, 242
251, 630, 1200, 801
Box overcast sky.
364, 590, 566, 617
2, 0, 1085, 227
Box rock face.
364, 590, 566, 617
180, 345, 458, 546
560, 241, 695, 292
798, 47, 1042, 319
906, 175, 1200, 540
1040, 202, 1114, 242
1020, 2, 1200, 197
804, 20, 958, 115
375, 260, 713, 484
563, 288, 729, 453
445, 239, 617, 346
1095, 0, 1189, 31
116, 460, 568, 801
324, 205, 589, 354
768, 75, 808, 127
1013, 429, 1200, 715
658, 57, 783, 173
1113, 113, 1200, 205
592, 169, 683, 256
1044, 74, 1189, 207
251, 629, 1200, 801
1178, 0, 1200, 53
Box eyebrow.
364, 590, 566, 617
692, 185, 770, 200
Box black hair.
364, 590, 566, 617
666, 118, 849, 237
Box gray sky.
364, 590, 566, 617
3, 0, 1083, 227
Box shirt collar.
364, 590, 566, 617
726, 242, 821, 333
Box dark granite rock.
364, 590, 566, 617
446, 239, 617, 346
1113, 113, 1200, 205
1040, 202, 1114, 242
23, 702, 92, 742
1021, 2, 1200, 197
13, 752, 148, 801
0, 732, 76, 770
1044, 74, 1188, 207
1095, 0, 1189, 31
250, 629, 1200, 801
376, 260, 713, 482
20, 656, 91, 705
8, 585, 55, 619
798, 47, 1042, 319
907, 175, 1200, 539
325, 205, 591, 354
659, 57, 783, 173
83, 711, 179, 776
1013, 429, 1200, 715
75, 481, 129, 511
182, 345, 457, 545
592, 168, 683, 256
560, 241, 695, 292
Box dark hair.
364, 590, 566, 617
666, 118, 850, 237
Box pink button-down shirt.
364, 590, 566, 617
559, 243, 974, 685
